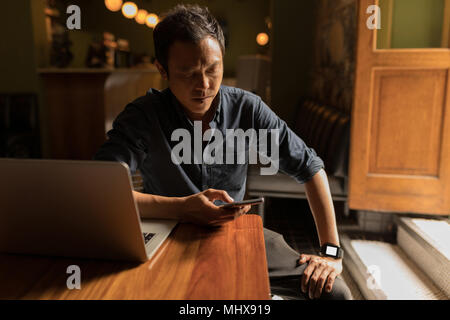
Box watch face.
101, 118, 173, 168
325, 246, 338, 257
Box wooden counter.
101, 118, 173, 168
38, 68, 165, 160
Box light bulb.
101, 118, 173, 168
122, 2, 138, 19
135, 9, 148, 24
256, 32, 269, 46
105, 0, 123, 12
145, 13, 159, 28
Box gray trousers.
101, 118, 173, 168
264, 228, 352, 300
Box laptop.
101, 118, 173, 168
0, 158, 178, 263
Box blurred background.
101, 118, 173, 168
0, 0, 344, 160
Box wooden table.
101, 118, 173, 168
0, 215, 270, 300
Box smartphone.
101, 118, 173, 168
219, 197, 265, 209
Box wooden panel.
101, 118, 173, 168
39, 69, 164, 160
348, 0, 450, 215
373, 50, 450, 67
368, 68, 447, 177
42, 73, 108, 160
0, 215, 270, 300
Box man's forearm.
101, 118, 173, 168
304, 169, 340, 247
132, 189, 247, 226
132, 190, 184, 220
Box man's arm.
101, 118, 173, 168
305, 168, 339, 247
132, 191, 184, 220
251, 96, 343, 298
300, 168, 343, 299
133, 189, 251, 226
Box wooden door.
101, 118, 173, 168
348, 0, 450, 215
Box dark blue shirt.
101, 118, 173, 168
94, 86, 324, 201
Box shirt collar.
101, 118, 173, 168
169, 87, 223, 127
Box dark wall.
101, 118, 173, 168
310, 0, 357, 114
0, 0, 49, 156
269, 0, 317, 126
269, 0, 357, 122
0, 1, 41, 93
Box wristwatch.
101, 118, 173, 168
320, 243, 344, 259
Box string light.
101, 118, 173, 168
135, 9, 148, 24
145, 13, 159, 28
105, 0, 158, 30
121, 2, 138, 19
104, 0, 123, 12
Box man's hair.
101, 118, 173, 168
153, 4, 225, 73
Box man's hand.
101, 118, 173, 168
181, 189, 251, 226
299, 254, 343, 299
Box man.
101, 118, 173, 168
94, 4, 351, 300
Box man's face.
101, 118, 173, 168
157, 37, 223, 120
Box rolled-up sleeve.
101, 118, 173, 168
93, 103, 149, 173
253, 98, 324, 183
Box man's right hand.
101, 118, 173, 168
181, 189, 251, 226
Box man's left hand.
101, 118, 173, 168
299, 254, 343, 299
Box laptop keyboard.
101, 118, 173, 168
143, 232, 156, 244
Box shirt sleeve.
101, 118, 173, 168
93, 103, 149, 173
253, 97, 324, 183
